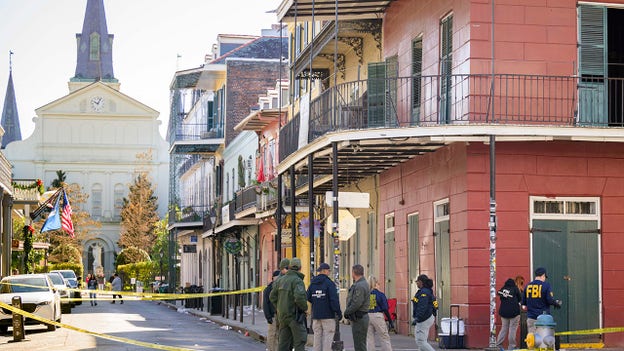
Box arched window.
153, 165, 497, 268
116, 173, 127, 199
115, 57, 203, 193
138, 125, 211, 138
89, 32, 100, 61
114, 184, 125, 220
92, 184, 103, 219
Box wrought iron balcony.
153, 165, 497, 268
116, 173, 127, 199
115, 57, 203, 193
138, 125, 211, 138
234, 186, 259, 214
280, 74, 624, 162
169, 123, 224, 154
168, 204, 208, 227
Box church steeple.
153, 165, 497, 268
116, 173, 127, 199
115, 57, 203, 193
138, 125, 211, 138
71, 0, 116, 83
1, 51, 22, 149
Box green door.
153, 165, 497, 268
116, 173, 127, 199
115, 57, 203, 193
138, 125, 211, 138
408, 214, 420, 300
385, 228, 396, 298
532, 219, 600, 343
435, 220, 451, 319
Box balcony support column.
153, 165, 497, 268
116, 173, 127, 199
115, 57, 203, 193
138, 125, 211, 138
276, 174, 283, 262
308, 154, 315, 276
331, 142, 340, 286
290, 166, 297, 257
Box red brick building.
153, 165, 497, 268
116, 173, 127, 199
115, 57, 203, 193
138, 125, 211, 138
277, 0, 624, 348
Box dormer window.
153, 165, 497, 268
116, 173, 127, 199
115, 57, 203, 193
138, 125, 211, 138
90, 32, 100, 61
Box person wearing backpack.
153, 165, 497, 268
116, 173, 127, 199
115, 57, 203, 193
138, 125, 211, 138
496, 278, 522, 350
411, 274, 436, 351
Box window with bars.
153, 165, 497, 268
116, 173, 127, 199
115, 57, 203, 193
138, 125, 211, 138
114, 184, 124, 220
92, 184, 103, 219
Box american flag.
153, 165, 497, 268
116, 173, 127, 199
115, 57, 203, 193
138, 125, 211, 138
61, 190, 75, 238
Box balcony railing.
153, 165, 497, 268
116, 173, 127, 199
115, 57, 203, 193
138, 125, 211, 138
168, 123, 224, 144
234, 186, 258, 214
280, 74, 624, 161
169, 205, 208, 225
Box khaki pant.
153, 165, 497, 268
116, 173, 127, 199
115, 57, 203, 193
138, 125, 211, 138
367, 312, 393, 351
267, 320, 279, 351
414, 315, 435, 351
312, 318, 336, 351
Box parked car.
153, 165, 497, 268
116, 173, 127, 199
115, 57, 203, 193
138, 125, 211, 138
0, 274, 62, 333
50, 269, 82, 305
46, 272, 72, 314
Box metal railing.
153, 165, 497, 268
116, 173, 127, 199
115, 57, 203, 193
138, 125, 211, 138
169, 205, 209, 224
234, 186, 258, 213
168, 123, 224, 144
280, 74, 624, 161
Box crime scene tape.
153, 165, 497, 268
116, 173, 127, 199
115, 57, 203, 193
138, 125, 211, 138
3, 281, 264, 301
64, 286, 266, 301
555, 326, 624, 336
0, 300, 198, 351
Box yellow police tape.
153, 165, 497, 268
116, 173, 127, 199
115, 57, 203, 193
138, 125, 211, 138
0, 282, 266, 349
65, 286, 265, 301
0, 300, 197, 351
555, 326, 624, 336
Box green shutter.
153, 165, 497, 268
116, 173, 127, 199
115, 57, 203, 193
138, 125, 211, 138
412, 38, 423, 124
579, 5, 606, 77
386, 56, 399, 126
578, 5, 607, 125
368, 61, 386, 127
440, 15, 453, 123
408, 214, 420, 299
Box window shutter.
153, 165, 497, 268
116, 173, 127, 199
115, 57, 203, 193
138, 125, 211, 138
367, 61, 387, 127
385, 56, 399, 126
578, 5, 606, 77
412, 38, 423, 123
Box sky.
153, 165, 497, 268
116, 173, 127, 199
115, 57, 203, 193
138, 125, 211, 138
0, 0, 282, 139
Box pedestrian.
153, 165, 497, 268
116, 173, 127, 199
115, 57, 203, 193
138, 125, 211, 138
343, 264, 369, 351
96, 272, 105, 291
278, 257, 290, 277
270, 257, 308, 351
307, 262, 342, 351
111, 273, 123, 304
264, 269, 281, 351
412, 274, 436, 351
87, 273, 98, 306
366, 276, 393, 351
515, 275, 525, 292
522, 267, 561, 334
495, 278, 522, 349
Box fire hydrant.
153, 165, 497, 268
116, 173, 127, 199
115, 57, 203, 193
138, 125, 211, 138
525, 314, 557, 350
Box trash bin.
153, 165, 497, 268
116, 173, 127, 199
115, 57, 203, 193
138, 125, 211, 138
209, 288, 224, 315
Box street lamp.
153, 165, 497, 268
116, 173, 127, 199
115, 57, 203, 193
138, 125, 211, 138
159, 250, 164, 285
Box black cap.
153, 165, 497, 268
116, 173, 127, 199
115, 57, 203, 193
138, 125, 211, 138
272, 270, 281, 277
535, 267, 548, 278
317, 263, 330, 272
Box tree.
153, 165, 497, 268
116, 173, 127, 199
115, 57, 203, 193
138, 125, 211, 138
116, 247, 151, 266
118, 173, 159, 252
51, 170, 67, 189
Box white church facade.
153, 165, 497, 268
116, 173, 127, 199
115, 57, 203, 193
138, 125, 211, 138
4, 0, 169, 278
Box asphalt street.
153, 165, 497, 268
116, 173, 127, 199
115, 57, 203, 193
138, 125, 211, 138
0, 295, 267, 351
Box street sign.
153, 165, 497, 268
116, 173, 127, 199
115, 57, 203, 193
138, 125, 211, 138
325, 191, 369, 208
326, 209, 357, 241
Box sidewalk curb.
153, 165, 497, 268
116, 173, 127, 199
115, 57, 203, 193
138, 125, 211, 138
157, 301, 266, 344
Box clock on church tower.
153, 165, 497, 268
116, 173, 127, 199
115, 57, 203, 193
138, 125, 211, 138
90, 96, 105, 112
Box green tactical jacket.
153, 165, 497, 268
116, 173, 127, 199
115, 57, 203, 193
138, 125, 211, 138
269, 269, 307, 324
344, 276, 369, 316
